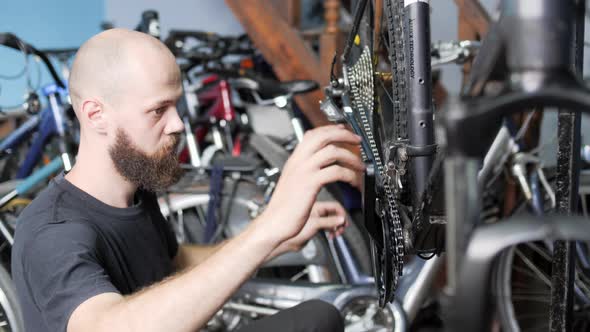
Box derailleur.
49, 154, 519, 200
385, 141, 410, 196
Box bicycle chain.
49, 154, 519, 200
347, 45, 405, 296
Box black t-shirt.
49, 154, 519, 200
11, 173, 178, 332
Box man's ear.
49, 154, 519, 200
81, 99, 108, 135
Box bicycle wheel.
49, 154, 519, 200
491, 170, 590, 331
493, 242, 590, 331
0, 263, 24, 332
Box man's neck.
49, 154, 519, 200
65, 145, 137, 208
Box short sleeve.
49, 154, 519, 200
21, 220, 119, 332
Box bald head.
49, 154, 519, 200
69, 29, 180, 114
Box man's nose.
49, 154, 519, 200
164, 107, 184, 135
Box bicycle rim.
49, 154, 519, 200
494, 242, 590, 331
0, 264, 24, 331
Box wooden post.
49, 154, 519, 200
455, 0, 491, 86
454, 0, 491, 36
320, 0, 342, 80
270, 0, 301, 28
287, 0, 301, 28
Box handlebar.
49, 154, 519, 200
165, 30, 254, 64
0, 33, 67, 89
38, 47, 78, 58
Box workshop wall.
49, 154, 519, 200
0, 0, 104, 106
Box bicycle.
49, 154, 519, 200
321, 0, 590, 331
439, 0, 590, 330
0, 33, 78, 332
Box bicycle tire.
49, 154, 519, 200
383, 0, 408, 144
0, 263, 24, 332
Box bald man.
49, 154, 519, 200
11, 29, 364, 332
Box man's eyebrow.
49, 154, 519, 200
145, 90, 183, 110
146, 99, 174, 109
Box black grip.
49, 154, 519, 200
135, 10, 160, 39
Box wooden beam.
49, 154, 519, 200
456, 0, 491, 87
226, 0, 329, 127
454, 0, 491, 37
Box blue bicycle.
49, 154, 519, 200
0, 33, 78, 332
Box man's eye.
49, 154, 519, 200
153, 107, 166, 115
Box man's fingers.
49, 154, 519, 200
328, 222, 348, 239
315, 165, 362, 188
312, 201, 347, 218
314, 215, 346, 230
297, 125, 362, 156
309, 145, 365, 172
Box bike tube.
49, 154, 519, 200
16, 108, 57, 179
403, 0, 435, 210
0, 115, 40, 154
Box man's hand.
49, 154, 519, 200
257, 124, 364, 245
267, 201, 349, 260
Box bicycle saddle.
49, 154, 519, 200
232, 77, 319, 98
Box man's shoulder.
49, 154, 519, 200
14, 179, 92, 245
17, 180, 66, 226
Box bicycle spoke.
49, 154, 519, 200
512, 265, 552, 286
523, 242, 552, 262
376, 74, 395, 106
515, 248, 552, 287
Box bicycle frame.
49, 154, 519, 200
0, 156, 63, 245
0, 35, 74, 250
402, 0, 435, 210
178, 75, 242, 166
194, 76, 239, 153
20, 84, 71, 178
0, 86, 71, 246
0, 83, 71, 180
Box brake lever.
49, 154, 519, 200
431, 40, 481, 68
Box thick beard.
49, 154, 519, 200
109, 128, 183, 192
